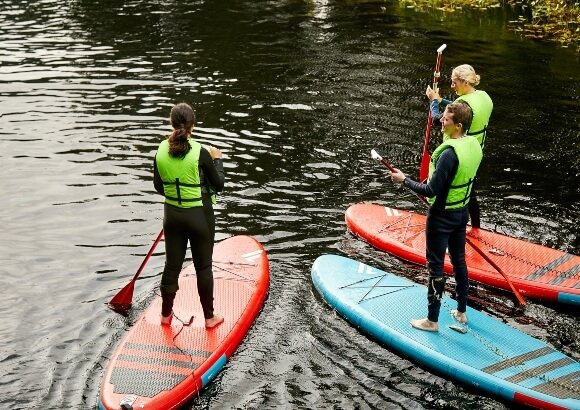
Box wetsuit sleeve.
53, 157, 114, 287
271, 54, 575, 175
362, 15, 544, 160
430, 98, 452, 120
153, 155, 165, 195
199, 147, 225, 192
402, 148, 458, 198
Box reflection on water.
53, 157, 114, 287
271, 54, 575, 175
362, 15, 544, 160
0, 0, 578, 409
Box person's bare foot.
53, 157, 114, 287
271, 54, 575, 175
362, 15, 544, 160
205, 314, 224, 329
410, 318, 438, 332
160, 311, 173, 326
451, 309, 467, 324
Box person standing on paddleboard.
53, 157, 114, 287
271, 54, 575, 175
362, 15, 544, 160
390, 102, 482, 332
153, 102, 225, 329
425, 64, 492, 229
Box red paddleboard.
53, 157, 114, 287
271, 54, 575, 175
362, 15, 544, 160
345, 203, 580, 306
99, 235, 269, 410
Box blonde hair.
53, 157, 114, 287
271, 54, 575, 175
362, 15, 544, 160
452, 64, 480, 87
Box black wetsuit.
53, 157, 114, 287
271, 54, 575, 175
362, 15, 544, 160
153, 147, 225, 319
403, 147, 469, 323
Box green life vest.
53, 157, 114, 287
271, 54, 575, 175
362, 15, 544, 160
455, 90, 493, 148
427, 136, 483, 210
155, 139, 215, 208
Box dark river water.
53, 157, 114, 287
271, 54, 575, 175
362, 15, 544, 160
1, 0, 579, 409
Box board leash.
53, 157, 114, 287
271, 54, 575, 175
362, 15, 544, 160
169, 309, 204, 402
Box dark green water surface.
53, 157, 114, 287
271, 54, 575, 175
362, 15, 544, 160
1, 0, 578, 408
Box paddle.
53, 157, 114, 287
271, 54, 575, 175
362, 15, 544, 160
109, 229, 164, 312
419, 44, 447, 183
371, 149, 526, 306
371, 149, 396, 172
464, 237, 526, 306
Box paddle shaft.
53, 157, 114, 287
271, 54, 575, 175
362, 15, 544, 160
132, 229, 164, 281
465, 237, 526, 306
379, 157, 396, 173
374, 152, 526, 306
419, 45, 446, 182
109, 229, 164, 309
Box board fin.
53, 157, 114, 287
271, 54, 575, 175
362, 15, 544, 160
449, 325, 468, 334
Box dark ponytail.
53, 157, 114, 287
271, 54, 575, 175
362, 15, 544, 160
168, 103, 196, 158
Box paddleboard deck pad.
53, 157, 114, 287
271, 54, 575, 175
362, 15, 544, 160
99, 235, 269, 410
312, 254, 580, 409
345, 203, 580, 306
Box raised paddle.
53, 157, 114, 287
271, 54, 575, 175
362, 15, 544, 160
109, 229, 164, 312
419, 44, 447, 183
371, 149, 526, 307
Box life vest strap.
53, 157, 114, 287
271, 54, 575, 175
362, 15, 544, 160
162, 181, 202, 188
163, 177, 203, 205
446, 177, 474, 208
467, 125, 487, 147
163, 195, 203, 203
449, 180, 474, 189
445, 197, 470, 207
466, 126, 486, 136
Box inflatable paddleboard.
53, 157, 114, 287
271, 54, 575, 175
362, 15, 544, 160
345, 203, 580, 306
99, 235, 269, 410
312, 254, 580, 409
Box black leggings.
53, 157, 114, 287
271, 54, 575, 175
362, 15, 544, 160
160, 200, 215, 319
468, 190, 480, 228
425, 207, 469, 322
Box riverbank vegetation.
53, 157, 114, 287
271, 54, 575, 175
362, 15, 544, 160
399, 0, 580, 50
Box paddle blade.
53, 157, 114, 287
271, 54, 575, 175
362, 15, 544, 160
419, 151, 430, 182
109, 280, 135, 313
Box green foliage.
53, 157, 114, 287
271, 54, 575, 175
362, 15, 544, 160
400, 0, 502, 12
506, 0, 580, 49
398, 0, 580, 50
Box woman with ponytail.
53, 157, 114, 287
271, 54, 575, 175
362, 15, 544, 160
153, 102, 225, 328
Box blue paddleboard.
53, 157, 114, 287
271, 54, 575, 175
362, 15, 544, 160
311, 254, 580, 409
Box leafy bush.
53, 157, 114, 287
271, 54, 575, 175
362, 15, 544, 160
398, 0, 580, 50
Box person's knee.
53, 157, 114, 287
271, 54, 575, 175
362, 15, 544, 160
160, 270, 180, 294
192, 258, 212, 275
160, 282, 179, 294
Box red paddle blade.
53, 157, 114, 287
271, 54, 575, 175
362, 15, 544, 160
109, 280, 135, 313
419, 152, 431, 182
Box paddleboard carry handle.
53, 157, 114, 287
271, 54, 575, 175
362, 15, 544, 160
120, 394, 137, 410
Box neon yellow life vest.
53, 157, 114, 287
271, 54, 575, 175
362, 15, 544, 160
427, 136, 483, 210
155, 139, 215, 208
455, 90, 493, 148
